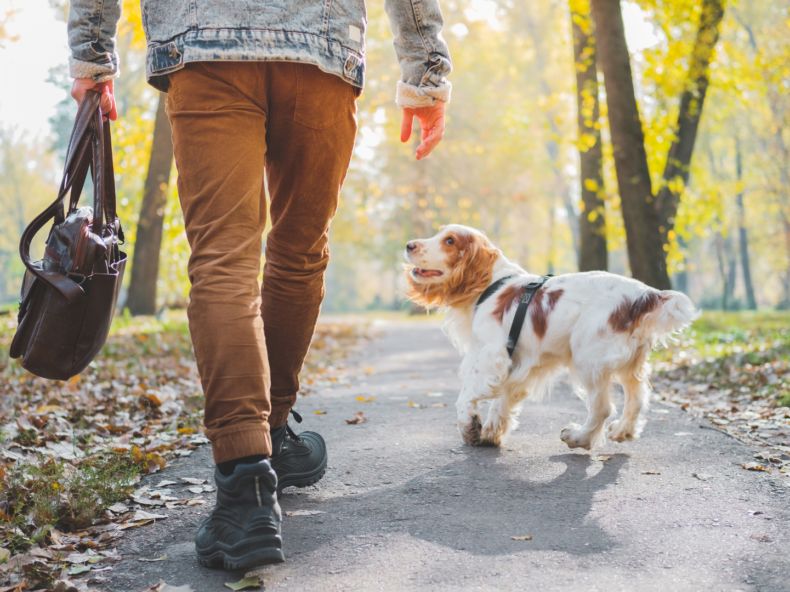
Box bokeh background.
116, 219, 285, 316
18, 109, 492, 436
0, 0, 788, 313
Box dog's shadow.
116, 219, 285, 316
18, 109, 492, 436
280, 451, 628, 559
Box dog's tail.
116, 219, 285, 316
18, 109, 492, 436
641, 290, 700, 343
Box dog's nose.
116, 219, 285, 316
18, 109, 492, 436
406, 241, 417, 252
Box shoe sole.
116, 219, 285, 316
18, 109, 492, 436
197, 538, 285, 570
276, 455, 328, 493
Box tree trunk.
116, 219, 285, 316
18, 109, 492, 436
655, 0, 725, 241
570, 0, 607, 272
734, 138, 756, 310
590, 0, 670, 289
126, 93, 174, 315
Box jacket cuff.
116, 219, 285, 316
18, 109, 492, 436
69, 56, 120, 82
395, 81, 452, 109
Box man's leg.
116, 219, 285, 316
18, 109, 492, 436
263, 62, 358, 426
260, 63, 358, 490
167, 62, 284, 569
168, 62, 272, 464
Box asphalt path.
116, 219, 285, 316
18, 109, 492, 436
105, 320, 790, 592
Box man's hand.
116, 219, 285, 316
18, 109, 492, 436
71, 79, 117, 121
400, 101, 446, 160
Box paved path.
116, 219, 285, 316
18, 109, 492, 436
105, 321, 790, 592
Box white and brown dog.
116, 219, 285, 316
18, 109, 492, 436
405, 224, 699, 450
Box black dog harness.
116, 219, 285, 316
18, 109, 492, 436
475, 274, 553, 357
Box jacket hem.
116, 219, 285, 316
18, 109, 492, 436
145, 29, 365, 93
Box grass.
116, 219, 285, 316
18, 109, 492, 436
656, 310, 790, 408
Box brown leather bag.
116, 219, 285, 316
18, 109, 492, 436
10, 91, 128, 380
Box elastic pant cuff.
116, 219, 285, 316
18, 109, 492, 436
209, 426, 272, 464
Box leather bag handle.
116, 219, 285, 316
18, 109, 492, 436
18, 91, 115, 303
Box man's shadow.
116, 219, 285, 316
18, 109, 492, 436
279, 450, 628, 559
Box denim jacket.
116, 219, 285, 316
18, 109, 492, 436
67, 0, 452, 107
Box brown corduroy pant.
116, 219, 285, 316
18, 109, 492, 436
167, 62, 358, 464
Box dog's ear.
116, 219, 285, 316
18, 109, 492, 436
442, 234, 499, 308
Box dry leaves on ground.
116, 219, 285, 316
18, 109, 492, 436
653, 313, 790, 479
0, 313, 366, 590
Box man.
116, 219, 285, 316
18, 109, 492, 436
68, 0, 451, 571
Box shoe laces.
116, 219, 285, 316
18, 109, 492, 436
285, 409, 303, 442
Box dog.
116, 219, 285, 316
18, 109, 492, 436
404, 224, 699, 450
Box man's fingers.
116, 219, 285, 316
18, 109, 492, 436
400, 110, 413, 143
415, 112, 445, 159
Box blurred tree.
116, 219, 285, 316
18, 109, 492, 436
569, 0, 607, 271
655, 0, 725, 244
125, 94, 174, 315
590, 0, 670, 289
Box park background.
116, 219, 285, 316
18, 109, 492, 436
1, 0, 788, 314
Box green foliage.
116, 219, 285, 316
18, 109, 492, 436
0, 449, 143, 553
657, 310, 790, 408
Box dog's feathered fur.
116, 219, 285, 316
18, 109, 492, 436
405, 224, 699, 449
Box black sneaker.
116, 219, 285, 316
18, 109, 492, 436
270, 410, 328, 494
195, 458, 285, 569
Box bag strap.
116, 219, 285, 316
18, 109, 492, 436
17, 91, 110, 303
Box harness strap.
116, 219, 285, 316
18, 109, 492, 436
475, 275, 515, 309
506, 276, 552, 358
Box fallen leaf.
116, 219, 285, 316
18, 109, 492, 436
141, 582, 195, 592
346, 412, 367, 425
641, 471, 661, 475
156, 480, 177, 488
742, 463, 771, 472
408, 402, 425, 408
674, 432, 692, 436
432, 403, 448, 407
180, 477, 207, 485
108, 503, 129, 513
36, 405, 64, 414
410, 374, 421, 379
119, 519, 153, 530
364, 366, 374, 373
65, 552, 91, 564
140, 555, 169, 562
692, 473, 713, 481
285, 510, 325, 517
511, 536, 532, 540
750, 534, 772, 542
132, 510, 167, 521
593, 456, 611, 462
314, 410, 327, 415
425, 391, 443, 397
188, 487, 204, 494
356, 397, 375, 402
0, 549, 8, 562
224, 576, 262, 591
187, 499, 205, 506
68, 565, 91, 575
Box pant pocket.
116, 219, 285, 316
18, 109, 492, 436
293, 64, 355, 130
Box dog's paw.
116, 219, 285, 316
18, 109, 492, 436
560, 423, 591, 450
480, 417, 510, 447
608, 417, 644, 443
460, 415, 490, 447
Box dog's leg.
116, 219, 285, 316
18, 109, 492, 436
608, 375, 649, 442
560, 372, 615, 450
456, 345, 510, 447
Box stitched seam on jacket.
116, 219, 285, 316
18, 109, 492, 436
91, 0, 107, 54
407, 0, 434, 62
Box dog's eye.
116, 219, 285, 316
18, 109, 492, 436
445, 237, 454, 246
